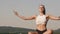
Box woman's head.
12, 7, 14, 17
39, 4, 46, 14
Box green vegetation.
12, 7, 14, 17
0, 26, 59, 34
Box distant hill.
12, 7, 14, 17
0, 26, 60, 34
54, 29, 60, 34
0, 26, 35, 33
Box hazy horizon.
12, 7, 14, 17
0, 0, 60, 30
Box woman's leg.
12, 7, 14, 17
28, 31, 38, 34
43, 29, 53, 34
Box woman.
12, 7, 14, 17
13, 5, 60, 34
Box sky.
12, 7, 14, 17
0, 0, 60, 30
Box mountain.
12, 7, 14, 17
0, 26, 35, 33
54, 29, 60, 34
0, 26, 60, 34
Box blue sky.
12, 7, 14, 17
0, 0, 60, 30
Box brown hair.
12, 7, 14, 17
40, 5, 46, 15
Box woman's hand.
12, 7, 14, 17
13, 9, 19, 16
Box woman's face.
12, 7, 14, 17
39, 5, 45, 13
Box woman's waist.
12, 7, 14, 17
36, 24, 47, 31
36, 25, 46, 29
36, 27, 47, 31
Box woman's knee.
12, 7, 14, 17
48, 29, 53, 34
28, 31, 38, 34
28, 32, 32, 34
43, 29, 53, 34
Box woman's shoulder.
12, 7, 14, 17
45, 13, 50, 17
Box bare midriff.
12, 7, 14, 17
36, 23, 47, 31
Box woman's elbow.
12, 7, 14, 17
54, 16, 60, 20
23, 18, 29, 20
58, 16, 60, 20
23, 18, 33, 20
56, 17, 60, 20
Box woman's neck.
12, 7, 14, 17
39, 13, 44, 16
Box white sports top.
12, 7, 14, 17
36, 15, 46, 24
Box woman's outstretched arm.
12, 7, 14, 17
13, 10, 36, 20
48, 14, 60, 20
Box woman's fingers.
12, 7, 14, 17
14, 12, 18, 16
15, 12, 18, 15
13, 9, 19, 16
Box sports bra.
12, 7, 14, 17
36, 15, 46, 24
